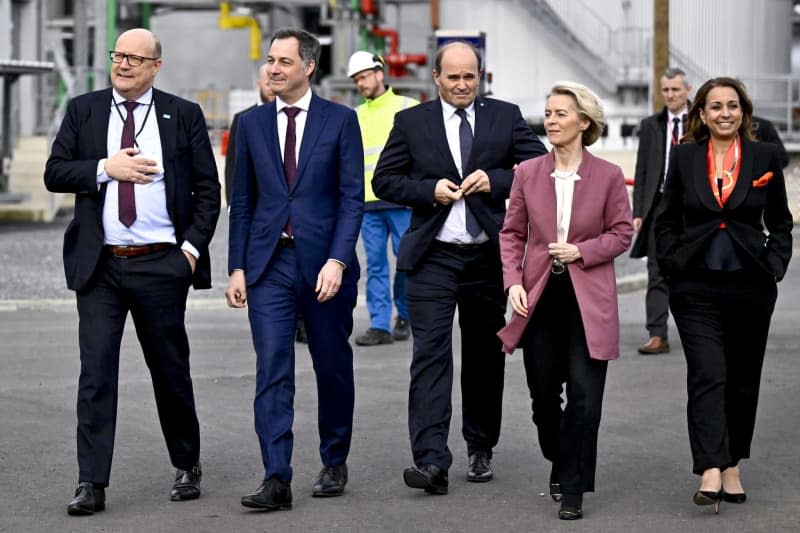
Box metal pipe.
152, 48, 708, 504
1, 75, 13, 193
371, 27, 426, 77
73, 0, 89, 94
218, 1, 262, 61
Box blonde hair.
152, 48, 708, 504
548, 81, 605, 146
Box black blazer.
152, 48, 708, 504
654, 138, 792, 281
224, 104, 257, 206
372, 97, 546, 272
630, 107, 669, 257
44, 87, 221, 291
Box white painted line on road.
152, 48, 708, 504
0, 295, 370, 312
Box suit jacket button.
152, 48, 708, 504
288, 195, 293, 201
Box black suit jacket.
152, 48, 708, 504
752, 115, 789, 169
654, 138, 792, 281
224, 104, 257, 205
372, 97, 546, 272
630, 107, 670, 257
44, 87, 221, 291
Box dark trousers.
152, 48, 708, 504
645, 220, 669, 339
247, 245, 356, 481
75, 247, 199, 487
406, 241, 506, 470
669, 270, 777, 475
521, 272, 608, 495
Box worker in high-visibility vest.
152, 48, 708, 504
348, 51, 418, 346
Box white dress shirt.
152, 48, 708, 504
663, 108, 687, 185
98, 88, 202, 257
275, 89, 312, 165
436, 99, 488, 244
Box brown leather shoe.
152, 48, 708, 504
638, 336, 670, 354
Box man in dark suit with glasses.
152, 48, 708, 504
45, 27, 220, 515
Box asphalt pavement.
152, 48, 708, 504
1, 214, 799, 533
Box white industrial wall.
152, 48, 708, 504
5, 0, 796, 135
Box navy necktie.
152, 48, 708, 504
455, 108, 482, 238
118, 101, 139, 227
283, 107, 301, 236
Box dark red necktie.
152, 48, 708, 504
118, 101, 139, 227
671, 116, 681, 145
283, 107, 300, 236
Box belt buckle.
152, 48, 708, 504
109, 245, 130, 258
551, 259, 566, 275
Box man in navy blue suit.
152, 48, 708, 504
226, 28, 364, 510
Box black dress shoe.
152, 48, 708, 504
312, 463, 348, 497
170, 463, 202, 501
295, 319, 308, 344
67, 482, 105, 516
558, 493, 583, 520
549, 463, 562, 502
392, 317, 411, 341
403, 464, 448, 495
466, 451, 493, 482
355, 328, 394, 346
241, 477, 293, 511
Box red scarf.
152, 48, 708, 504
706, 135, 741, 210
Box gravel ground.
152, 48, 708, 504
0, 209, 647, 302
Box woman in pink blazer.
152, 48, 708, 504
498, 82, 633, 521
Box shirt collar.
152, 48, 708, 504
111, 87, 153, 107
276, 89, 312, 114
668, 108, 688, 122
440, 98, 475, 120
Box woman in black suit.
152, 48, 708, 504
655, 77, 793, 513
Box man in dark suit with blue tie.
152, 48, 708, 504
226, 28, 364, 510
373, 41, 546, 494
44, 28, 221, 515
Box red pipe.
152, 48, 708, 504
360, 0, 377, 15
371, 27, 399, 55
371, 26, 427, 77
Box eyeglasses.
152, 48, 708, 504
109, 51, 159, 67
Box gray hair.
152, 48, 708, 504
662, 67, 688, 86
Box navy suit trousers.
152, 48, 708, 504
247, 245, 356, 481
405, 241, 506, 470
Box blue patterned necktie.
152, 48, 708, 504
455, 108, 482, 238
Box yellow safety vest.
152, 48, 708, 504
355, 87, 418, 203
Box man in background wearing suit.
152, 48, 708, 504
226, 28, 364, 510
44, 28, 221, 515
373, 41, 546, 494
224, 62, 274, 206
631, 67, 691, 355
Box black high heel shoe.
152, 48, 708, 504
723, 491, 746, 503
693, 489, 724, 514
721, 467, 746, 503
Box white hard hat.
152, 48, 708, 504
347, 51, 384, 78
